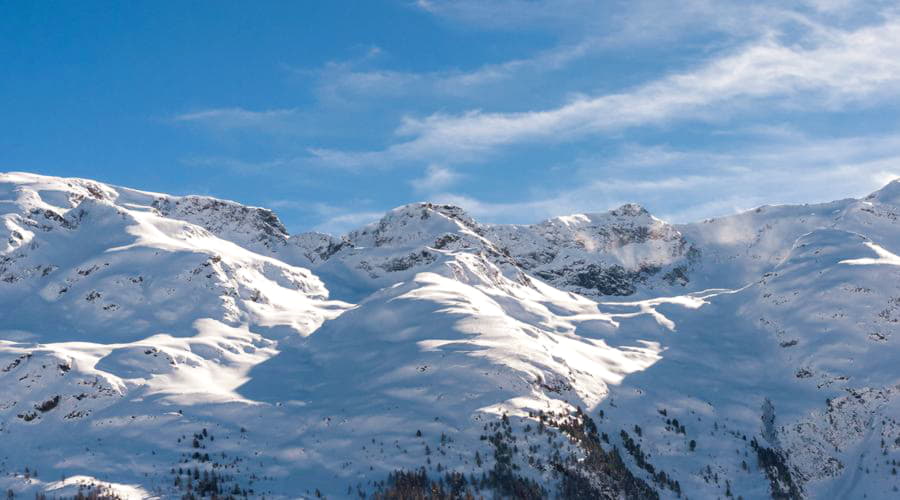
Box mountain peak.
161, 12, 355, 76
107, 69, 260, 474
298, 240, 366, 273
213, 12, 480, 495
865, 177, 900, 205
346, 202, 480, 248
541, 203, 655, 230
149, 194, 290, 252
609, 202, 650, 217
388, 202, 477, 227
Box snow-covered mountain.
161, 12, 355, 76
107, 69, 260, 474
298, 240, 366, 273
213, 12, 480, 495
2, 171, 900, 499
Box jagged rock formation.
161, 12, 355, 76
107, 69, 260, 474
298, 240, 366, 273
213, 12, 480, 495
486, 203, 699, 297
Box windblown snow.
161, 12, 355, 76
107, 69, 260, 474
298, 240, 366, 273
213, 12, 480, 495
2, 172, 900, 499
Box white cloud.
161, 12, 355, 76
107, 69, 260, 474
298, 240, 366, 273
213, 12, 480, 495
308, 40, 594, 105
312, 210, 384, 235
308, 0, 866, 109
425, 132, 900, 225
173, 107, 299, 131
264, 199, 384, 235
415, 0, 699, 38
416, 0, 895, 40
310, 16, 900, 167
182, 155, 306, 174
410, 165, 462, 193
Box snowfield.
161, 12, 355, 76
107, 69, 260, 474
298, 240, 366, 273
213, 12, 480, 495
1, 171, 900, 499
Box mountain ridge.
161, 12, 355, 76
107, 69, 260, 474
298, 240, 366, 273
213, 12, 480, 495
2, 171, 900, 499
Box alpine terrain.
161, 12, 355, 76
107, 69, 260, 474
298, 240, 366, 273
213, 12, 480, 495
2, 171, 900, 499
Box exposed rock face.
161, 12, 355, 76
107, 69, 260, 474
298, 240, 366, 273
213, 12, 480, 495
150, 195, 290, 253
288, 231, 349, 265
485, 203, 699, 297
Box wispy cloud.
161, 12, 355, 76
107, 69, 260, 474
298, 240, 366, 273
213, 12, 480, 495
310, 16, 900, 167
410, 165, 462, 193
181, 155, 310, 175
265, 199, 384, 235
312, 210, 384, 235
416, 0, 895, 40
426, 132, 900, 225
172, 108, 300, 130
306, 40, 594, 106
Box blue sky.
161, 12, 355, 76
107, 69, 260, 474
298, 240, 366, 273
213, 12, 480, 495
3, 1, 900, 234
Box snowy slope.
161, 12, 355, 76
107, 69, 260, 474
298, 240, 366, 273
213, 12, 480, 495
677, 181, 900, 291
577, 229, 900, 499
0, 173, 349, 497
2, 171, 900, 499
